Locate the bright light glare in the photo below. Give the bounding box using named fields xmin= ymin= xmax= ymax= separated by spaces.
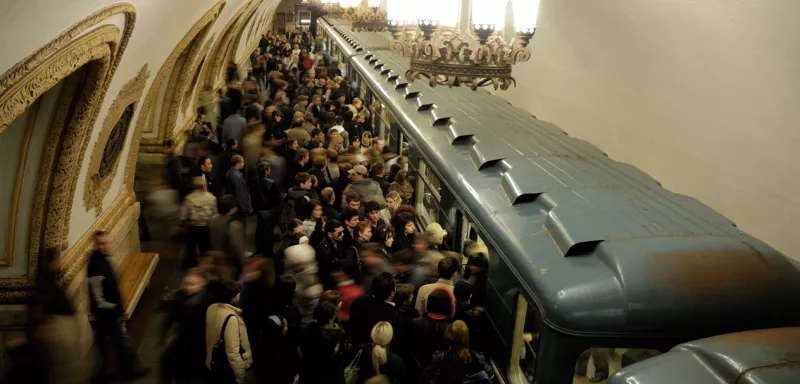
xmin=368 ymin=0 xmax=381 ymax=8
xmin=512 ymin=0 xmax=540 ymax=31
xmin=472 ymin=0 xmax=506 ymax=29
xmin=430 ymin=0 xmax=460 ymax=27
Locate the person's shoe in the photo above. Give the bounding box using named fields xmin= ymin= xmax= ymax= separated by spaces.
xmin=589 ymin=375 xmax=608 ymax=383
xmin=119 ymin=367 xmax=151 ymax=381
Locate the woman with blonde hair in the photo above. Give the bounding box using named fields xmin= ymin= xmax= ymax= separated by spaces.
xmin=419 ymin=320 xmax=492 ymax=384
xmin=327 ymin=135 xmax=344 ymax=154
xmin=355 ymin=322 xmax=407 ymax=384
xmin=379 ymin=191 xmax=401 ymax=224
xmin=388 ymin=170 xmax=413 ymax=203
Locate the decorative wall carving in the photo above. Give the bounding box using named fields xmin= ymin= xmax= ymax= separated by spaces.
xmin=203 ymin=0 xmax=254 ymax=90
xmin=139 ymin=1 xmax=226 ymax=151
xmin=0 ymin=4 xmax=135 ymax=301
xmin=0 ymin=3 xmax=135 ymax=132
xmin=84 ymin=64 xmax=150 ymax=214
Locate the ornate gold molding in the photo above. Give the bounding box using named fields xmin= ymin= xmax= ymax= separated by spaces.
xmin=84 ymin=64 xmax=150 ymax=214
xmin=0 ymin=3 xmax=135 ymax=132
xmin=203 ymin=0 xmax=254 ymax=89
xmin=0 ymin=23 xmax=129 ymax=300
xmin=139 ymin=1 xmax=226 ymax=151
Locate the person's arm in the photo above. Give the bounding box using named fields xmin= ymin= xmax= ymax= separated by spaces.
xmin=224 ymin=316 xmax=248 ymax=384
xmin=88 ymin=276 xmax=117 ymax=310
xmin=415 ymin=287 xmax=426 ymax=316
xmin=234 ymin=176 xmax=252 ymax=214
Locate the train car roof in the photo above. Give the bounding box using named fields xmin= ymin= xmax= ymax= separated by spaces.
xmin=608 ymin=328 xmax=800 ymax=384
xmin=321 ymin=21 xmax=800 ymax=336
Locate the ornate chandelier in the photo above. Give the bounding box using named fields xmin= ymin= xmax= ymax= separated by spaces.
xmin=387 ymin=0 xmax=540 ymax=91
xmin=350 ymin=0 xmax=388 ymax=32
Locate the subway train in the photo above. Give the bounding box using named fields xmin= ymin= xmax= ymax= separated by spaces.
xmin=315 ymin=17 xmax=800 ymax=384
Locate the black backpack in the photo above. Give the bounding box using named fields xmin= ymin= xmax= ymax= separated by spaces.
xmin=210 ymin=314 xmax=239 ymax=380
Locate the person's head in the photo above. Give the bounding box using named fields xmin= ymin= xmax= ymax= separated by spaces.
xmin=370 ymin=321 xmax=393 ymax=375
xmin=192 ymin=176 xmax=207 ymax=192
xmin=321 ymin=187 xmax=336 ymax=205
xmin=319 ymin=290 xmax=342 ymax=312
xmin=93 ymin=231 xmax=111 ymax=255
xmin=272 ymin=109 xmax=284 ymax=122
xmin=199 ymin=156 xmax=213 ymax=173
xmin=289 ymin=218 xmax=304 ymax=235
xmin=345 ymin=192 xmax=361 ymax=210
xmin=272 ymin=275 xmax=297 ymax=307
xmin=394 ymin=283 xmax=414 ymax=306
xmin=337 ymin=93 xmax=346 ymax=104
xmin=295 ymin=172 xmax=312 ymax=190
xmin=298 ymin=95 xmax=309 ymax=107
xmin=258 ymin=161 xmax=272 ymax=177
xmin=364 ymin=200 xmax=381 ymax=223
xmin=369 ymin=162 xmax=384 ymax=179
xmin=349 ymin=164 xmax=368 ymax=181
xmin=295 ymin=148 xmax=310 ymax=164
xmin=438 ymin=256 xmax=459 ymax=280
xmin=342 ymin=208 xmax=360 ymax=230
xmin=444 ymin=320 xmax=471 ymax=360
xmin=426 ymin=287 xmax=456 ymax=318
xmin=413 ymin=233 xmax=431 ymax=254
xmin=311 ymin=127 xmax=324 ymax=141
xmin=372 ymin=272 xmax=396 ymax=302
xmin=392 ymin=212 xmax=416 ymax=236
xmin=197 ymin=113 xmax=207 ymax=124
xmin=385 ymin=191 xmax=401 ymax=213
xmin=182 ymin=268 xmax=207 ymax=295
xmin=313 ymin=302 xmax=338 ymax=325
xmin=231 ymin=154 xmax=245 ymax=169
xmin=209 ymin=280 xmax=240 ymax=304
xmin=454 ymin=280 xmax=473 ymax=305
xmin=309 ymin=199 xmax=323 ymax=219
xmin=285 ymin=244 xmax=315 ymax=272
xmin=287 ymin=138 xmax=299 ymax=151
xmin=364 ymin=375 xmax=391 ymax=384
xmin=312 ymin=94 xmax=322 ymax=105
xmin=372 ymin=225 xmax=394 ymax=249
xmin=372 ymin=138 xmax=384 ymax=151
xmin=312 ymin=156 xmax=326 ymax=172
xmin=325 ymin=219 xmax=344 ymax=242
xmin=334 ymin=115 xmax=344 ymax=126
xmin=394 ymin=169 xmax=408 ymax=185
xmin=353 ymin=98 xmax=363 ymax=109
xmin=426 ymin=223 xmax=447 ymax=246
xmin=356 ymin=221 xmax=372 ymax=243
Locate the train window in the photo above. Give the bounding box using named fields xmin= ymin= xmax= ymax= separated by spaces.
xmin=573 ymin=348 xmax=661 ymax=384
xmin=510 ymin=294 xmax=541 ymax=384
xmin=416 ymin=160 xmax=443 ymax=226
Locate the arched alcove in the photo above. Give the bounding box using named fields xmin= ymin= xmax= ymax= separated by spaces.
xmin=138 ymin=1 xmax=226 ymax=152
xmin=0 ymin=3 xmax=135 ymax=300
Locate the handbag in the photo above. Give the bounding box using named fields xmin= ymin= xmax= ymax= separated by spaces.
xmin=210 ymin=314 xmax=237 ymax=380
xmin=343 ymin=347 xmax=363 ymax=384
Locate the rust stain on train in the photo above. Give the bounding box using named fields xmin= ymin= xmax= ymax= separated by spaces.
xmin=649 ymin=248 xmax=778 ymax=293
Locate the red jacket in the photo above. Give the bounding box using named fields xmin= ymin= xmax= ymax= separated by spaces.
xmin=336 ymin=282 xmax=365 ymax=322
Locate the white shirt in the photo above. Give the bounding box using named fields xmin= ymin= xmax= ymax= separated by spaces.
xmin=331 ymin=125 xmax=344 ymax=133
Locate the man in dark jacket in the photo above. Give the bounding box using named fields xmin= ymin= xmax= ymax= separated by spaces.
xmin=88 ymin=231 xmax=150 ymax=381
xmin=315 ymin=220 xmax=345 ymax=290
xmin=251 ymin=161 xmax=282 ymax=257
xmin=348 ymin=272 xmax=404 ymax=348
xmin=225 ymin=155 xmax=251 ymax=251
xmin=286 ymin=172 xmax=313 ymax=222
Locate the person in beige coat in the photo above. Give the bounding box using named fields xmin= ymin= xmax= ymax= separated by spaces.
xmin=205 ymin=281 xmax=252 ymax=384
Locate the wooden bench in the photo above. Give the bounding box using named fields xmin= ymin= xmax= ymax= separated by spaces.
xmin=117 ymin=252 xmax=159 ymax=319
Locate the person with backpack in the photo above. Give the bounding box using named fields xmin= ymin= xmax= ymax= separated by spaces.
xmin=418 ymin=320 xmax=492 ymax=384
xmin=205 ymin=281 xmax=252 ymax=384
